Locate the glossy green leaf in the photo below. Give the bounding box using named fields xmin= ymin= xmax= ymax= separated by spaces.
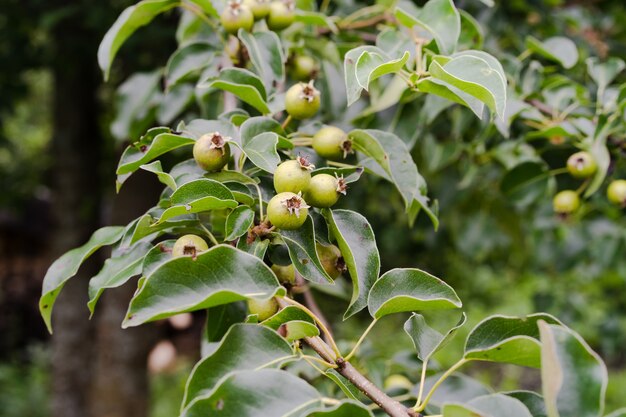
xmin=242 ymin=132 xmax=281 ymax=173
xmin=238 ymin=30 xmax=285 ymax=91
xmin=404 ymin=312 xmax=466 ymax=361
xmin=87 ymin=241 xmax=152 ymax=314
xmin=140 ymin=160 xmax=177 ymax=190
xmin=237 ymin=236 xmax=270 ymax=259
xmin=539 ymin=321 xmax=608 ymax=417
xmin=141 ymin=239 xmax=175 ymax=277
xmin=183 ymin=324 xmax=295 ymax=407
xmin=204 ymin=302 xmax=248 ymax=345
xmin=116 ymin=132 xmax=194 ymax=176
xmin=586 ymin=58 xmax=625 ymax=95
xmin=276 ymin=216 xmax=334 ymax=284
xmin=308 ymin=400 xmax=373 ymax=416
xmin=355 ymin=49 xmax=410 ymax=93
xmin=368 ymin=268 xmax=461 ymax=319
xmin=322 ymin=209 xmax=380 ymax=318
xmin=165 ymin=41 xmax=215 ymax=88
xmin=186 ymin=0 xmax=218 ymax=17
xmin=280 ymin=320 xmax=320 ymax=341
xmin=296 ymin=11 xmax=339 ymax=33
xmin=526 ymin=36 xmax=579 ymax=69
xmin=225 ymin=206 xmax=255 ymax=241
xmin=131 ymin=212 xmax=199 ymax=243
xmin=429 ymin=55 xmax=507 ymax=120
xmin=40 ymin=226 xmax=126 ymax=333
xmin=395 ymin=0 xmax=460 ymax=55
xmin=123 ymin=244 xmax=283 ymax=327
xmin=504 ymin=391 xmax=547 ymax=417
xmin=184 ymin=118 xmax=239 ymax=141
xmin=200 ymin=68 xmax=270 ymax=114
xmin=464 ymin=313 xmax=561 ymax=367
xmin=443 ymin=394 xmax=533 ymax=417
xmin=205 ymin=170 xmax=259 ymax=185
xmin=584 ymin=134 xmax=611 ymax=198
xmin=182 ymin=369 xmax=321 ymax=417
xmin=500 ymin=162 xmax=552 ymax=208
xmin=157 ymin=179 xmax=238 ymax=223
xmin=261 ymin=305 xmax=314 ymax=329
xmin=349 ymin=129 xmax=431 ymax=222
xmin=344 ymin=46 xmax=384 ymax=106
xmin=98 ymin=0 xmax=179 ymax=80
xmin=323 ymin=371 xmax=361 ymax=401
xmin=415 ymin=77 xmax=485 ymax=119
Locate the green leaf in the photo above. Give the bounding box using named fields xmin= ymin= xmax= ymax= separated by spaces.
xmin=368 ymin=268 xmax=461 ymax=319
xmin=500 ymin=162 xmax=553 ymax=208
xmin=261 ymin=305 xmax=314 ymax=329
xmin=276 ymin=216 xmax=334 ymax=284
xmin=464 ymin=313 xmax=561 ymax=368
xmin=98 ymin=0 xmax=180 ymax=80
xmin=308 ymin=400 xmax=373 ymax=416
xmin=225 ymin=206 xmax=255 ymax=241
xmin=182 ymin=324 xmax=295 ymax=407
xmin=131 ymin=212 xmax=199 ymax=244
xmin=165 ymin=41 xmax=215 ymax=88
xmin=526 ymin=36 xmax=579 ymax=69
xmin=539 ymin=321 xmax=608 ymax=417
xmin=204 ymin=302 xmax=248 ymax=346
xmin=40 ymin=226 xmax=126 ymax=333
xmin=140 ymin=160 xmax=177 ymax=190
xmin=606 ymin=410 xmax=626 ymax=417
xmin=111 ymin=71 xmax=161 ymax=142
xmin=157 ymin=179 xmax=238 ymax=223
xmin=237 ymin=30 xmax=285 ymax=91
xmin=395 ymin=0 xmax=460 ymax=55
xmin=205 ymin=170 xmax=259 ymax=185
xmin=182 ymin=369 xmax=321 ymax=417
xmin=586 ymin=58 xmax=625 ymax=95
xmin=584 ymin=134 xmax=611 ymax=198
xmin=296 ymin=11 xmax=339 ymax=33
xmin=279 ymin=320 xmax=321 ymax=341
xmin=349 ymin=129 xmax=429 ymax=217
xmin=116 ymin=132 xmax=194 ymax=178
xmin=322 ymin=209 xmax=380 ymax=319
xmin=344 ymin=46 xmax=384 ymax=106
xmin=355 ymin=49 xmax=410 ymax=93
xmin=186 ymin=0 xmax=218 ymax=17
xmin=323 ymin=371 xmax=361 ymax=401
xmin=185 ymin=118 xmax=239 ymax=141
xmin=241 ymin=132 xmax=281 ymax=173
xmin=404 ymin=312 xmax=466 ymax=361
xmin=141 ymin=240 xmax=175 ymax=277
xmin=504 ymin=391 xmax=547 ymax=417
xmin=123 ymin=244 xmax=283 ymax=327
xmin=237 ymin=236 xmax=270 ymax=259
xmin=429 ymin=55 xmax=507 ymax=120
xmin=415 ymin=77 xmax=485 ymax=119
xmin=443 ymin=394 xmax=533 ymax=417
xmin=199 ymin=68 xmax=270 ymax=114
xmin=87 ymin=241 xmax=152 ymax=314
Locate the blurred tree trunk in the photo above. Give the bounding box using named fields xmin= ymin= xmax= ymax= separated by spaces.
xmin=48 ymin=3 xmax=159 ymax=417
xmin=49 ymin=12 xmax=102 ymax=417
xmin=88 ymin=171 xmax=162 ymax=417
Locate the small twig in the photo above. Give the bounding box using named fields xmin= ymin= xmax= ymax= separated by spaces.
xmin=528 ymin=99 xmax=555 ymax=118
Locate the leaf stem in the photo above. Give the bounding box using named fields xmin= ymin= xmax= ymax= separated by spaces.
xmin=199 ymin=224 xmax=220 ymax=246
xmin=344 ymin=318 xmax=378 ymax=361
xmin=180 ymin=2 xmax=218 ymax=32
xmin=415 ymin=358 xmax=429 ymax=408
xmin=517 ymin=49 xmax=532 ymax=61
xmin=326 ymin=160 xmax=359 ymax=168
xmin=253 ymin=183 xmax=265 ymax=220
xmin=281 ymin=115 xmax=293 ymax=130
xmin=320 ymin=0 xmax=331 ymax=13
xmin=281 ymin=297 xmax=341 ymax=357
xmin=415 ymin=358 xmax=470 ymax=412
xmin=300 ymin=354 xmax=337 ymax=369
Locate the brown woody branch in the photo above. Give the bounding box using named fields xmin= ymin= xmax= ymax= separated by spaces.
xmin=276 ymin=298 xmax=417 ymax=417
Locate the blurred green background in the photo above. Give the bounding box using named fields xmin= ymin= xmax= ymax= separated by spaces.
xmin=0 ymin=0 xmax=624 ymax=416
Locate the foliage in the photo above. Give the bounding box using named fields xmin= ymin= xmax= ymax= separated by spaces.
xmin=40 ymin=0 xmax=625 ymax=416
